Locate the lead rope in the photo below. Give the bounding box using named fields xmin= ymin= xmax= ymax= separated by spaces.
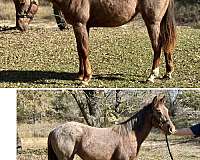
xmin=165 ymin=134 xmax=174 ymax=160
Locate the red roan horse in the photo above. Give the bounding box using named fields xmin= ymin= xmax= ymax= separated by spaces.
xmin=16 ymin=0 xmax=176 ymax=84
xmin=48 ymin=96 xmax=176 ymax=160
xmin=51 ymin=0 xmax=176 ymax=84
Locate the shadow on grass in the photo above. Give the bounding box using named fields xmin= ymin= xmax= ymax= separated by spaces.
xmin=0 ymin=70 xmax=77 ymax=83
xmin=93 ymin=74 xmax=125 ymax=81
xmin=0 ymin=70 xmax=126 ymax=84
xmin=0 ymin=26 xmax=18 ymax=32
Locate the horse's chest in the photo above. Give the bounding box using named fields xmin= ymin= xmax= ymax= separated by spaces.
xmin=111 ymin=139 xmax=137 ymax=160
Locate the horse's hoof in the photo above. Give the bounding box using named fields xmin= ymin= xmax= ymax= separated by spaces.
xmin=147 ymin=75 xmax=155 ymax=83
xmin=81 ymin=81 xmax=89 ymax=86
xmin=163 ymin=74 xmax=172 ymax=80
xmin=147 ymin=78 xmax=154 ymax=83
xmin=76 ymin=74 xmax=84 ymax=81
xmin=83 ymin=75 xmax=92 ymax=82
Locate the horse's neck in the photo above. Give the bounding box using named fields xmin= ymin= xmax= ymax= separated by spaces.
xmin=134 ymin=108 xmax=153 ymax=149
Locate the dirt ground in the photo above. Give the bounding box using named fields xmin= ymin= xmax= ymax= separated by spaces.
xmin=16 ymin=133 xmax=200 ymax=160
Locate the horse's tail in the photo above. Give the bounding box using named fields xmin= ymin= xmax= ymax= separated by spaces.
xmin=160 ymin=0 xmax=176 ymax=52
xmin=48 ymin=131 xmax=58 ymax=160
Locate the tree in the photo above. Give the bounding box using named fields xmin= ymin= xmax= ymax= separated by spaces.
xmin=71 ymin=90 xmax=103 ymax=127
xmin=165 ymin=90 xmax=181 ymax=116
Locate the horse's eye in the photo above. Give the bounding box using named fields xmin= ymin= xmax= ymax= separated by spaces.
xmin=155 ymin=111 xmax=162 ymax=116
xmin=19 ymin=0 xmax=26 ymax=3
xmin=20 ymin=3 xmax=25 ymax=6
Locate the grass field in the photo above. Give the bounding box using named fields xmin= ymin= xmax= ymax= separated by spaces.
xmin=0 ymin=5 xmax=200 ymax=88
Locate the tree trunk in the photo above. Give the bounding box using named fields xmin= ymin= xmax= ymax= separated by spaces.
xmin=84 ymin=90 xmax=102 ymax=127
xmin=71 ymin=90 xmax=102 ymax=127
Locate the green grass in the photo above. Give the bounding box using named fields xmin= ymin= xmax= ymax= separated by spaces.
xmin=0 ymin=23 xmax=200 ymax=88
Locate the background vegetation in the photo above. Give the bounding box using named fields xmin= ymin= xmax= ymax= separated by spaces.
xmin=17 ymin=90 xmax=200 ymax=160
xmin=175 ymin=0 xmax=200 ymax=27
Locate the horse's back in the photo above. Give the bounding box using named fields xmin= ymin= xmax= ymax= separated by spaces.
xmin=50 ymin=121 xmax=86 ymax=146
xmin=52 ymin=121 xmax=86 ymax=136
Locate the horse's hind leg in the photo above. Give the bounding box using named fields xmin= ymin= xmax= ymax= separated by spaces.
xmin=143 ymin=20 xmax=162 ymax=83
xmin=161 ymin=0 xmax=176 ymax=79
xmin=73 ymin=23 xmax=92 ymax=83
xmin=163 ymin=49 xmax=174 ymax=79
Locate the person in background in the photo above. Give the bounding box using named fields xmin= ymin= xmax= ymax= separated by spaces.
xmin=174 ymin=123 xmax=200 ymax=137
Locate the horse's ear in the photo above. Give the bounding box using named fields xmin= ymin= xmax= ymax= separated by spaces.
xmin=152 ymin=96 xmax=158 ymax=106
xmin=160 ymin=95 xmax=165 ymax=103
xmin=19 ymin=0 xmax=26 ymax=3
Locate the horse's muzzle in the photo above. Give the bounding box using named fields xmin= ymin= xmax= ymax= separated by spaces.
xmin=168 ymin=125 xmax=176 ymax=135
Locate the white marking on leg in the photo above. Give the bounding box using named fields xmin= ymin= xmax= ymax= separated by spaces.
xmin=148 ymin=67 xmax=159 ymax=83
xmin=164 ymin=72 xmax=172 ymax=79
xmin=153 ymin=67 xmax=159 ymax=77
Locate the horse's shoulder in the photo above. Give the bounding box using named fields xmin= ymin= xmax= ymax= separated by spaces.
xmin=111 ymin=125 xmax=128 ymax=136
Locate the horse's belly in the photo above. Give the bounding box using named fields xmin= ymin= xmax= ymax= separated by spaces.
xmin=89 ymin=0 xmax=137 ymax=27
xmin=78 ymin=140 xmax=115 ymax=160
xmin=88 ymin=15 xmax=133 ymax=27
xmin=78 ymin=129 xmax=120 ymax=160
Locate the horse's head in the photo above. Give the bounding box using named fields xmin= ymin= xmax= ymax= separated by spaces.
xmin=151 ymin=96 xmax=176 ymax=135
xmin=16 ymin=0 xmax=38 ymax=31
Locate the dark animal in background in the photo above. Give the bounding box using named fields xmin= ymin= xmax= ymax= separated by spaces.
xmin=51 ymin=0 xmax=176 ymax=84
xmin=48 ymin=96 xmax=176 ymax=160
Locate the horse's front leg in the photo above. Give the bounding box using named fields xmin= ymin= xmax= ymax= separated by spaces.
xmin=73 ymin=23 xmax=92 ymax=83
xmin=52 ymin=4 xmax=66 ymax=30
xmin=145 ymin=22 xmax=162 ymax=83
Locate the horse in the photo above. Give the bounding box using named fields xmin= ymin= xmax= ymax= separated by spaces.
xmin=48 ymin=96 xmax=176 ymax=160
xmin=13 ymin=0 xmax=39 ymax=31
xmin=48 ymin=0 xmax=177 ymax=84
xmin=14 ymin=0 xmax=66 ymax=31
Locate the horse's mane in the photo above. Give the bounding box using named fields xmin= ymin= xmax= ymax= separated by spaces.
xmin=112 ymin=103 xmax=152 ymax=136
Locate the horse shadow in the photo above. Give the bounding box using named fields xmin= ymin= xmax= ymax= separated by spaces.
xmin=0 ymin=70 xmax=126 ymax=84
xmin=0 ymin=70 xmax=76 ymax=83
xmin=0 ymin=26 xmax=18 ymax=32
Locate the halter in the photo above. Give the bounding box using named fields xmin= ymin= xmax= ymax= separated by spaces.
xmin=16 ymin=0 xmax=37 ymax=19
xmin=152 ymin=108 xmax=174 ymax=160
xmin=152 ymin=109 xmax=169 ymax=129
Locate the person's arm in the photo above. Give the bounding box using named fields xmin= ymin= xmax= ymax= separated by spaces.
xmin=190 ymin=123 xmax=200 ymax=137
xmin=174 ymin=128 xmax=194 ymax=136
